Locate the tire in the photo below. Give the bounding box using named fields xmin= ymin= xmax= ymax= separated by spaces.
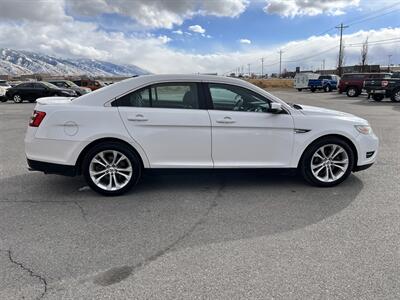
xmin=0 ymin=97 xmax=7 ymax=103
xmin=300 ymin=137 xmax=354 ymax=187
xmin=324 ymin=85 xmax=332 ymax=92
xmin=310 ymin=87 xmax=316 ymax=93
xmin=390 ymin=89 xmax=400 ymax=102
xmin=346 ymin=87 xmax=358 ymax=97
xmin=372 ymin=94 xmax=384 ymax=102
xmin=13 ymin=94 xmax=23 ymax=103
xmin=297 ymin=88 xmax=302 ymax=92
xmin=82 ymin=142 xmax=142 ymax=196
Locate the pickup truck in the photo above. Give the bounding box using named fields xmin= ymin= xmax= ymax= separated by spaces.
xmin=308 ymin=75 xmax=339 ymax=92
xmin=364 ymin=73 xmax=400 ymax=102
xmin=338 ymin=73 xmax=392 ymax=97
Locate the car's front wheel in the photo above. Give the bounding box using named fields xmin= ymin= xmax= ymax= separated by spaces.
xmin=300 ymin=137 xmax=354 ymax=187
xmin=346 ymin=87 xmax=358 ymax=97
xmin=13 ymin=94 xmax=23 ymax=103
xmin=390 ymin=89 xmax=400 ymax=102
xmin=82 ymin=142 xmax=142 ymax=196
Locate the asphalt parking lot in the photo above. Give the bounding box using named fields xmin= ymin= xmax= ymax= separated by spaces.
xmin=0 ymin=89 xmax=399 ymax=299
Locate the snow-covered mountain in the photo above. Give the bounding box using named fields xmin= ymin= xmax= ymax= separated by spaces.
xmin=0 ymin=48 xmax=150 ymax=76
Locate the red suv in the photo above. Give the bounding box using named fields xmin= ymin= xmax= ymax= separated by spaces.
xmin=338 ymin=73 xmax=392 ymax=97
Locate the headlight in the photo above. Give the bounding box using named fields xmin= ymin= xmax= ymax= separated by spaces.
xmin=355 ymin=125 xmax=372 ymax=135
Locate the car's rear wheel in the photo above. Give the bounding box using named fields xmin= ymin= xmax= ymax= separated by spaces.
xmin=390 ymin=89 xmax=400 ymax=102
xmin=300 ymin=137 xmax=354 ymax=187
xmin=324 ymin=85 xmax=332 ymax=92
xmin=82 ymin=142 xmax=141 ymax=196
xmin=346 ymin=87 xmax=358 ymax=97
xmin=372 ymin=94 xmax=384 ymax=102
xmin=297 ymin=88 xmax=302 ymax=92
xmin=13 ymin=94 xmax=23 ymax=103
xmin=310 ymin=87 xmax=316 ymax=92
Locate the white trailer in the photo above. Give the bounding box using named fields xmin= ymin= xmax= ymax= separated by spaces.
xmin=294 ymin=73 xmax=320 ymax=91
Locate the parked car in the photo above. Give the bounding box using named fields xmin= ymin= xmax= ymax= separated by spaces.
xmin=6 ymin=81 xmax=77 ymax=103
xmin=25 ymin=75 xmax=378 ymax=196
xmin=364 ymin=73 xmax=400 ymax=102
xmin=308 ymin=75 xmax=339 ymax=92
xmin=294 ymin=73 xmax=320 ymax=91
xmin=0 ymin=80 xmax=11 ymax=102
xmin=46 ymin=80 xmax=91 ymax=96
xmin=73 ymin=79 xmax=105 ymax=91
xmin=338 ymin=73 xmax=392 ymax=97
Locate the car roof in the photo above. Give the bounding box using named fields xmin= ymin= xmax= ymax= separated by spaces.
xmin=73 ymin=74 xmax=286 ymax=106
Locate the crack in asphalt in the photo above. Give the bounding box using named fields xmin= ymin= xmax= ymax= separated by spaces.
xmin=74 ymin=201 xmax=88 ymax=222
xmin=1 ymin=249 xmax=48 ymax=299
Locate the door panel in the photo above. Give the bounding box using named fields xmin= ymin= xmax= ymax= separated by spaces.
xmin=116 ymin=82 xmax=212 ymax=168
xmin=206 ymin=83 xmax=294 ymax=167
xmin=119 ymin=107 xmax=212 ymax=168
xmin=209 ymin=111 xmax=294 ymax=167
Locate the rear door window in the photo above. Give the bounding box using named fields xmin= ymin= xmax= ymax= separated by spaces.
xmin=113 ymin=82 xmax=199 ymax=109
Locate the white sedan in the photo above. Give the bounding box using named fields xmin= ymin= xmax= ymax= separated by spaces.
xmin=25 ymin=74 xmax=378 ymax=196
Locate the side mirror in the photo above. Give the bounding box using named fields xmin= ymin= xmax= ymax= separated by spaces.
xmin=268 ymin=102 xmax=283 ymax=114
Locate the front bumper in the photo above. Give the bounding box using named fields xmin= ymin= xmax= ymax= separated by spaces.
xmin=354 ymin=131 xmax=379 ymax=170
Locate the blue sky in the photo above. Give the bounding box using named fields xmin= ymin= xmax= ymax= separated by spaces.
xmin=87 ymin=0 xmax=400 ymax=54
xmin=1 ymin=0 xmax=400 ymax=74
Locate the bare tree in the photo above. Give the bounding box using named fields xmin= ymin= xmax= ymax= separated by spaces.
xmin=360 ymin=37 xmax=369 ymax=72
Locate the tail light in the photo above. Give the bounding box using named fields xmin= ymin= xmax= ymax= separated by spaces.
xmin=381 ymin=80 xmax=389 ymax=87
xmin=29 ymin=111 xmax=46 ymax=127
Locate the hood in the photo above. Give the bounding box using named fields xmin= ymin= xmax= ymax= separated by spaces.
xmin=299 ymin=105 xmax=367 ymax=123
xmin=36 ymin=97 xmax=74 ymax=105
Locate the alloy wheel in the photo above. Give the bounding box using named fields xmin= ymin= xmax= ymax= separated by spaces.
xmin=347 ymin=88 xmax=356 ymax=97
xmin=393 ymin=91 xmax=400 ymax=102
xmin=13 ymin=95 xmax=22 ymax=103
xmin=310 ymin=144 xmax=349 ymax=183
xmin=89 ymin=150 xmax=133 ymax=191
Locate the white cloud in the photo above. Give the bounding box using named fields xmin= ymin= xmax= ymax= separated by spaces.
xmin=0 ymin=0 xmax=398 ymax=75
xmin=0 ymin=13 xmax=398 ymax=76
xmin=158 ymin=35 xmax=172 ymax=44
xmin=188 ymin=25 xmax=206 ymax=34
xmin=239 ymin=39 xmax=251 ymax=44
xmin=264 ymin=0 xmax=360 ymax=17
xmin=67 ymin=0 xmax=248 ymax=29
xmin=172 ymin=30 xmax=183 ymax=35
xmin=0 ymin=0 xmax=68 ymax=23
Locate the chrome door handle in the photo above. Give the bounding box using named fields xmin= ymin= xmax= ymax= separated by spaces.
xmin=128 ymin=114 xmax=148 ymax=121
xmin=216 ymin=117 xmax=235 ymax=124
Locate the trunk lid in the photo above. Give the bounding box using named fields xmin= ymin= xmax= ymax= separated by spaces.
xmin=36 ymin=97 xmax=74 ymax=105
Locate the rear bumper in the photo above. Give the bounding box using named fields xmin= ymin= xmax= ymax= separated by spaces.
xmin=27 ymin=159 xmax=77 ymax=176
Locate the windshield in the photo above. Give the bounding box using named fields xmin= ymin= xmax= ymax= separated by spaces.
xmin=41 ymin=81 xmax=60 ymax=89
xmin=64 ymin=80 xmax=80 ymax=88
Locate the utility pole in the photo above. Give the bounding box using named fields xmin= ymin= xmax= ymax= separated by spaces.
xmin=247 ymin=64 xmax=251 ymax=76
xmin=322 ymin=59 xmax=325 ymax=71
xmin=261 ymin=58 xmax=264 ymax=78
xmin=336 ymin=23 xmax=348 ymax=76
xmin=278 ymin=50 xmax=284 ymax=78
xmin=388 ymin=54 xmax=392 ymax=72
